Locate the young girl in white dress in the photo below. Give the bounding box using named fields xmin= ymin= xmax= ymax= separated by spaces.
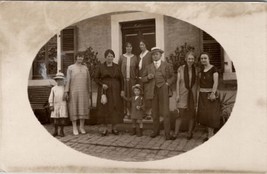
xmin=49 ymin=72 xmax=68 ymax=137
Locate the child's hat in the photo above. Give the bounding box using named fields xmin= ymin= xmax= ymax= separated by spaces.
xmin=132 ymin=84 xmax=143 ymax=92
xmin=54 ymin=72 xmax=65 ymax=80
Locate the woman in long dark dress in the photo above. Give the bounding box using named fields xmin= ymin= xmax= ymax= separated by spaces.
xmin=94 ymin=49 xmax=125 ymax=136
xmin=197 ymin=52 xmax=220 ymax=141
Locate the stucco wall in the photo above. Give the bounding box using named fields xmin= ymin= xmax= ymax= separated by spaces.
xmin=75 ymin=14 xmax=112 ymax=63
xmin=75 ymin=13 xmax=202 ymax=63
xmin=164 ymin=16 xmax=201 ymax=59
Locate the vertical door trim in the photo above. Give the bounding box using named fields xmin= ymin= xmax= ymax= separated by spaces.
xmin=111 ymin=12 xmax=165 ymax=63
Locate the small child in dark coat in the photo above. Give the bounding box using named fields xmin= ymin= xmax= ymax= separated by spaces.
xmin=123 ymin=84 xmax=144 ymax=136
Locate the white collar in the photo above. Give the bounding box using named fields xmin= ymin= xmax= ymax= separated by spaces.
xmin=123 ymin=53 xmax=134 ymax=58
xmin=140 ymin=50 xmax=148 ymax=58
xmin=154 ymin=60 xmax=161 ymax=64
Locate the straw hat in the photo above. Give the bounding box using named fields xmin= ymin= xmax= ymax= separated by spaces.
xmin=54 ymin=72 xmax=65 ymax=80
xmin=151 ymin=47 xmax=164 ymax=54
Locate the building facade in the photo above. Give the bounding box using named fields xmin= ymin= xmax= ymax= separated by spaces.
xmin=28 ymin=11 xmax=237 ymax=109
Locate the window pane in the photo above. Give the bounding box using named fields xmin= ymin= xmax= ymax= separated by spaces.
xmin=32 ymin=35 xmax=57 ymax=79
xmin=47 ymin=35 xmax=57 ymax=76
xmin=32 ymin=46 xmax=46 ymax=79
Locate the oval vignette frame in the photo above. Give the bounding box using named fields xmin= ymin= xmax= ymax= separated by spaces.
xmin=27 ymin=10 xmax=238 ymax=162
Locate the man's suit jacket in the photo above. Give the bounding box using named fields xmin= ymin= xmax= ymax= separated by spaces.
xmin=141 ymin=61 xmax=176 ymax=100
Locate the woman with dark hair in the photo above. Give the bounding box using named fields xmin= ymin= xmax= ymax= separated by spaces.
xmin=118 ymin=42 xmax=139 ymax=119
xmin=95 ymin=49 xmax=124 ymax=136
xmin=138 ymin=40 xmax=153 ymax=119
xmin=174 ymin=51 xmax=198 ymax=140
xmin=197 ymin=52 xmax=220 ymax=141
xmin=64 ymin=52 xmax=91 ymax=135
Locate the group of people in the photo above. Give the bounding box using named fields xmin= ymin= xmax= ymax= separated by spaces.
xmin=48 ymin=40 xmax=221 ymax=142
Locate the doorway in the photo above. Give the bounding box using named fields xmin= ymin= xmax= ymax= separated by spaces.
xmin=120 ymin=19 xmax=156 ymax=56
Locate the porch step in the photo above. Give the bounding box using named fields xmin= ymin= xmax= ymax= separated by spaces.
xmin=123 ymin=117 xmax=163 ymax=124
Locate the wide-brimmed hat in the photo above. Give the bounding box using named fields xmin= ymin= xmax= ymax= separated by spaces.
xmin=54 ymin=72 xmax=65 ymax=80
xmin=151 ymin=47 xmax=164 ymax=54
xmin=132 ymin=84 xmax=143 ymax=93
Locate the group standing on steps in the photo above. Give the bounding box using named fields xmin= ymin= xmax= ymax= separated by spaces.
xmin=48 ymin=40 xmax=221 ymax=142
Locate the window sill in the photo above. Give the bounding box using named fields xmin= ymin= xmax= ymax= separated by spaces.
xmin=28 ymin=79 xmax=56 ymax=87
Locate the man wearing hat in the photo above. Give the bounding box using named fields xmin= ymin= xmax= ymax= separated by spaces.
xmin=141 ymin=47 xmax=176 ymax=140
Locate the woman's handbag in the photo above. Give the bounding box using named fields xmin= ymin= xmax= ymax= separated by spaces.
xmin=101 ymin=89 xmax=107 ymax=105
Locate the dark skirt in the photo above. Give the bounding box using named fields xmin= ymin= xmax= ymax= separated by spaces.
xmin=177 ymin=108 xmax=195 ymax=120
xmin=96 ymin=87 xmax=124 ymax=125
xmin=197 ymin=92 xmax=221 ymax=129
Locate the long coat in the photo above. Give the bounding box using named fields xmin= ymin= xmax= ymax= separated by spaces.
xmin=124 ymin=96 xmax=144 ymax=120
xmin=94 ymin=62 xmax=124 ymax=124
xmin=141 ymin=61 xmax=176 ymax=100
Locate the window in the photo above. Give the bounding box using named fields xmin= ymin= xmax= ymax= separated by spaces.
xmin=32 ymin=35 xmax=57 ymax=79
xmin=202 ymin=31 xmax=223 ymax=72
xmin=61 ymin=27 xmax=77 ymax=75
xmin=31 ymin=27 xmax=77 ymax=79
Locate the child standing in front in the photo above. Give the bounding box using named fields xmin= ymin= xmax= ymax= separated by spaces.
xmin=123 ymin=84 xmax=144 ymax=137
xmin=48 ymin=72 xmax=68 ymax=137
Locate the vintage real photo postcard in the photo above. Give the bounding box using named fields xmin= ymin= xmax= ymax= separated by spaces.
xmin=0 ymin=1 xmax=266 ymax=173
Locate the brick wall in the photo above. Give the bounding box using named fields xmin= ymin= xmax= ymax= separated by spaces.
xmin=164 ymin=16 xmax=201 ymax=59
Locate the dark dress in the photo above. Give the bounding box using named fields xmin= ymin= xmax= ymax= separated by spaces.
xmin=197 ymin=66 xmax=221 ymax=129
xmin=94 ymin=62 xmax=124 ymax=124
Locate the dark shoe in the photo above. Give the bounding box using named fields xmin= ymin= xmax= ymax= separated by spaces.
xmin=150 ymin=132 xmax=159 ymax=138
xmin=52 ymin=131 xmax=58 ymax=137
xmin=139 ymin=128 xmax=143 ymax=137
xmin=101 ymin=130 xmax=108 ymax=136
xmin=137 ymin=127 xmax=143 ymax=137
xmin=130 ymin=128 xmax=136 ymax=136
xmin=170 ymin=135 xmax=176 ymax=140
xmin=112 ymin=129 xmax=119 ymax=135
xmin=187 ymin=132 xmax=193 ymax=140
xmin=203 ymin=137 xmax=209 ymax=142
xmin=59 ymin=128 xmax=65 ymax=137
xmin=53 ymin=125 xmax=58 ymax=137
xmin=145 ymin=115 xmax=152 ymax=120
xmin=165 ymin=135 xmax=175 ymax=140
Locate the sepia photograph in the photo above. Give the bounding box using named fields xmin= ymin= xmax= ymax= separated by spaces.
xmin=28 ymin=11 xmax=237 ymax=161
xmin=0 ymin=1 xmax=267 ymax=173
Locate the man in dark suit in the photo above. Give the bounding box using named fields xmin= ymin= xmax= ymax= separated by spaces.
xmin=141 ymin=47 xmax=176 ymax=140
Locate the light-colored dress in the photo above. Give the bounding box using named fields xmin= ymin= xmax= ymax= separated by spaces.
xmin=119 ymin=54 xmax=139 ymax=114
xmin=49 ymin=85 xmax=68 ymax=118
xmin=176 ymin=65 xmax=198 ymax=109
xmin=65 ymin=64 xmax=91 ymax=121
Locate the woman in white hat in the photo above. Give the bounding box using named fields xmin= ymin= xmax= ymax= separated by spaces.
xmin=48 ymin=72 xmax=68 ymax=137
